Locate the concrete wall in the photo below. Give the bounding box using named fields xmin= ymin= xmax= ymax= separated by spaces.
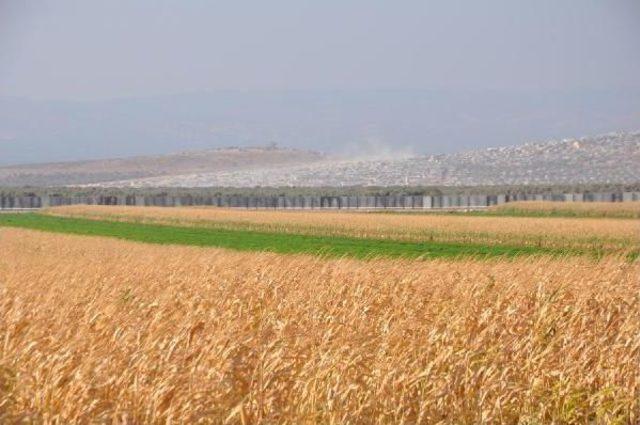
xmin=1 ymin=191 xmax=639 ymax=210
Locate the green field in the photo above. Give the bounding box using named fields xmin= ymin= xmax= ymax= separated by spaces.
xmin=0 ymin=213 xmax=585 ymax=260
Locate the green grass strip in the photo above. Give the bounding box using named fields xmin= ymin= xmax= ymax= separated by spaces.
xmin=0 ymin=213 xmax=583 ymax=260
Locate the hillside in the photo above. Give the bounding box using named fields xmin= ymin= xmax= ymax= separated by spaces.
xmin=0 ymin=147 xmax=326 ymax=186
xmin=90 ymin=132 xmax=640 ymax=188
xmin=2 ymin=132 xmax=639 ymax=188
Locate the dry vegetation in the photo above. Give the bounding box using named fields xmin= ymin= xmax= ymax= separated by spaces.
xmin=1 ymin=228 xmax=638 ymax=423
xmin=0 ymin=147 xmax=325 ymax=186
xmin=45 ymin=205 xmax=640 ymax=252
xmin=491 ymin=201 xmax=640 ymax=219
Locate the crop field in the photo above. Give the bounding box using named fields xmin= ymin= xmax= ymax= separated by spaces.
xmin=488 ymin=201 xmax=640 ymax=219
xmin=38 ymin=205 xmax=640 ymax=255
xmin=0 ymin=213 xmax=564 ymax=260
xmin=1 ymin=205 xmax=639 ymax=423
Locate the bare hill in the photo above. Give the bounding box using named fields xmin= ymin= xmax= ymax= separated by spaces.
xmin=0 ymin=147 xmax=326 ymax=186
xmin=90 ymin=132 xmax=640 ymax=188
xmin=3 ymin=132 xmax=639 ymax=188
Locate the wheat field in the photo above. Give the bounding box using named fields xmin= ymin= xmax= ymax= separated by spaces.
xmin=490 ymin=201 xmax=640 ymax=219
xmin=1 ymin=228 xmax=638 ymax=423
xmin=44 ymin=205 xmax=640 ymax=252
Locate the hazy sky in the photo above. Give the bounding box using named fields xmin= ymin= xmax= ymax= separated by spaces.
xmin=2 ymin=0 xmax=639 ymax=101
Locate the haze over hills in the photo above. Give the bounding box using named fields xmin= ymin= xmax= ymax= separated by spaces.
xmin=1 ymin=89 xmax=640 ymax=165
xmin=1 ymin=132 xmax=638 ymax=188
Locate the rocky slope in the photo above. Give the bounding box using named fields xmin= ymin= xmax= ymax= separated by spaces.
xmin=89 ymin=132 xmax=640 ymax=188
xmin=0 ymin=147 xmax=326 ymax=186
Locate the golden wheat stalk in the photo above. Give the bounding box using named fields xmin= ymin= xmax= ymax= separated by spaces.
xmin=1 ymin=228 xmax=638 ymax=423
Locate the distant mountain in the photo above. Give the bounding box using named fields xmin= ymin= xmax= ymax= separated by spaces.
xmin=1 ymin=89 xmax=640 ymax=165
xmin=0 ymin=146 xmax=326 ymax=187
xmin=87 ymin=132 xmax=640 ymax=188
